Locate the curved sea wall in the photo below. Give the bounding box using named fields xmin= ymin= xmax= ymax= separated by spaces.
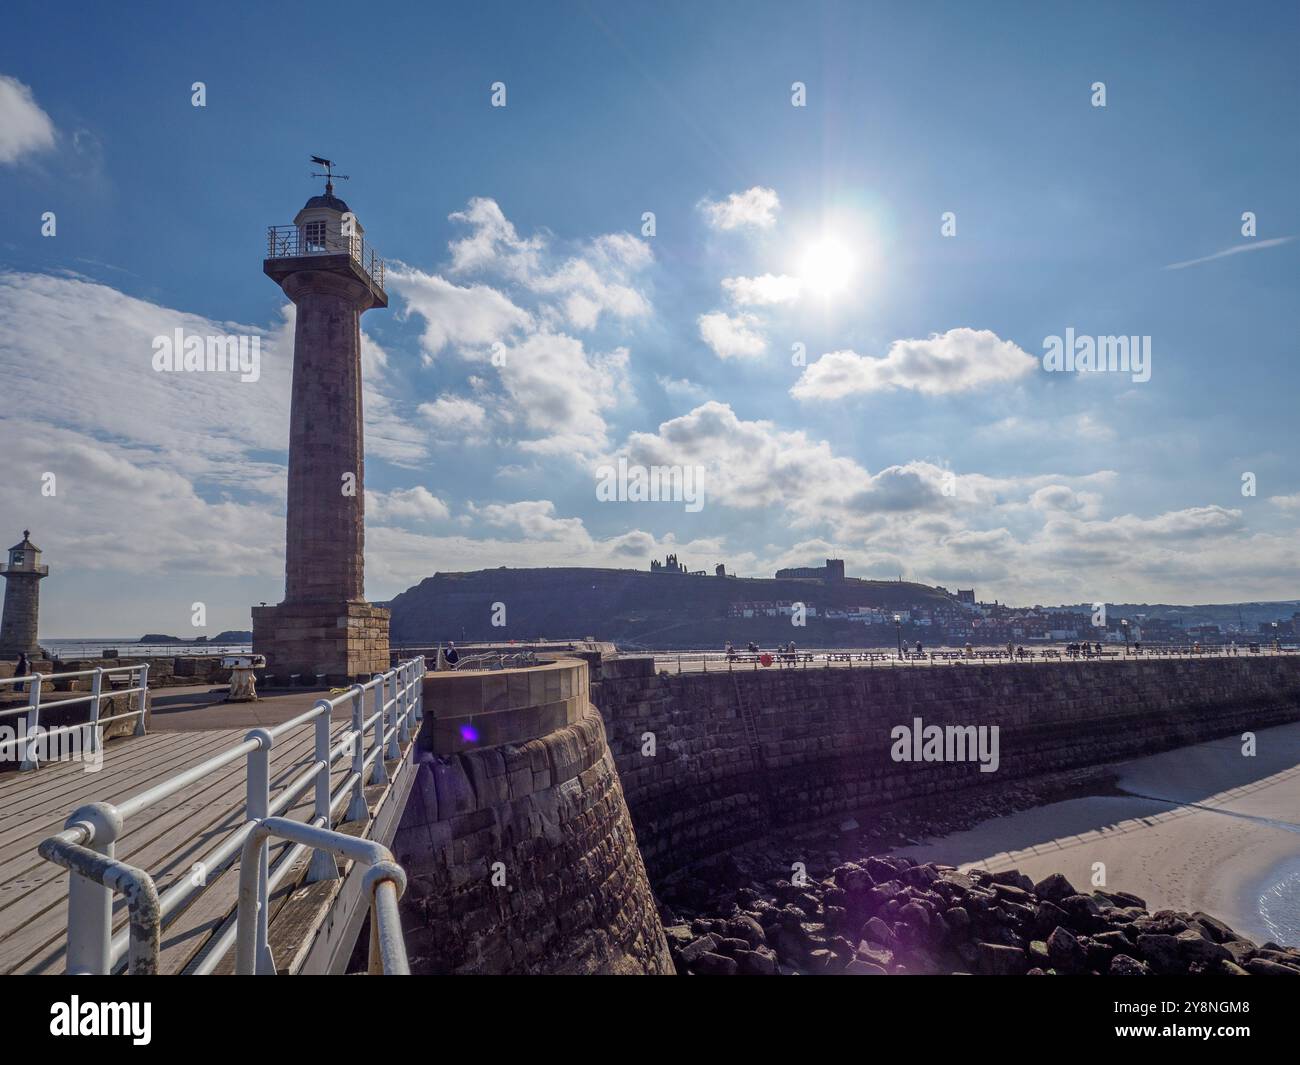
xmin=394 ymin=658 xmax=672 ymax=974
xmin=595 ymin=656 xmax=1300 ymax=882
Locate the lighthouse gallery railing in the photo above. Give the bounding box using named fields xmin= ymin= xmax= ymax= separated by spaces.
xmin=265 ymin=224 xmax=385 ymax=292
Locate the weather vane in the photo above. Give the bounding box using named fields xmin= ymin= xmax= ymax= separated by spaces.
xmin=309 ymin=155 xmax=350 ymax=196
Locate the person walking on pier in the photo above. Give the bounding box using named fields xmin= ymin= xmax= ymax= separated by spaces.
xmin=12 ymin=652 xmax=30 ymax=696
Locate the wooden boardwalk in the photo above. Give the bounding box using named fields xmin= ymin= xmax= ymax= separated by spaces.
xmin=0 ymin=711 xmax=379 ymax=975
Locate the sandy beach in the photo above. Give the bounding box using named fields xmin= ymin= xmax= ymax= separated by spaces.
xmin=895 ymin=722 xmax=1300 ymax=945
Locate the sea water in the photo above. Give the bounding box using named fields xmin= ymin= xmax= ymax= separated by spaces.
xmin=1256 ymin=854 xmax=1300 ymax=947
xmin=41 ymin=638 xmax=252 ymax=659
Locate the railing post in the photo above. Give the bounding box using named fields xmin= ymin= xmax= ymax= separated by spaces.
xmin=347 ymin=685 xmax=369 ymax=822
xmin=20 ymin=670 xmax=41 ymax=771
xmin=244 ymin=728 xmax=276 ymax=975
xmin=371 ymin=676 xmax=388 ymax=785
xmin=412 ymin=658 xmax=424 ymax=723
xmin=397 ymin=664 xmax=412 ymax=745
xmin=87 ymin=667 xmax=103 ymax=754
xmin=134 ymin=663 xmax=149 ymax=736
xmin=306 ymin=701 xmax=341 ymax=883
xmin=63 ymin=802 xmax=122 ymax=974
xmin=385 ymin=671 xmax=400 ymax=761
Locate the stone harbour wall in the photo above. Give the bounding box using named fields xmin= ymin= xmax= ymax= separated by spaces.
xmin=595 ymin=656 xmax=1300 ymax=882
xmin=395 ymin=699 xmax=672 ymax=974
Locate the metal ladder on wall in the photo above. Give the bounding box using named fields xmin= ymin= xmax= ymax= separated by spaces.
xmin=732 ymin=674 xmax=775 ymax=823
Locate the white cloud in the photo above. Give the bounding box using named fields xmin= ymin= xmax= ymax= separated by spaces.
xmin=1029 ymin=484 xmax=1102 ymax=518
xmin=495 ymin=332 xmax=629 ymax=455
xmin=440 ymin=198 xmax=653 ymax=332
xmin=0 ymin=75 xmax=55 ymax=165
xmin=527 ymin=248 xmax=651 ymax=330
xmin=791 ymin=328 xmax=1037 ymax=399
xmin=471 ymin=499 xmax=587 ymax=541
xmin=699 ymin=186 xmax=781 ymax=231
xmin=388 ymin=200 xmax=654 ymax=457
xmin=1041 ymin=505 xmax=1244 ymax=545
xmin=0 ymin=271 xmax=434 ymax=595
xmin=367 ymin=486 xmax=450 ymax=524
xmin=446 ymin=197 xmax=544 ymax=279
xmin=722 ymin=273 xmax=803 ymax=306
xmin=0 ymin=271 xmax=290 ymax=489
xmin=418 ymin=395 xmax=488 ymax=436
xmin=975 ymin=411 xmax=1116 ymax=445
xmin=605 ymin=402 xmax=1289 ymax=605
xmin=657 ymin=375 xmax=708 ymax=402
xmin=0 ymin=420 xmax=282 ymax=579
xmin=698 ymin=311 xmax=766 ymax=359
xmin=387 ymin=267 xmax=532 ymax=360
xmin=618 ymin=401 xmax=867 ymax=515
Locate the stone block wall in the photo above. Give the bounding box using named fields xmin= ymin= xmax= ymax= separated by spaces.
xmin=418 ymin=659 xmax=588 ymax=754
xmin=595 ymin=656 xmax=1300 ymax=882
xmin=252 ymin=600 xmax=389 ymax=682
xmin=396 ymin=667 xmax=671 ymax=975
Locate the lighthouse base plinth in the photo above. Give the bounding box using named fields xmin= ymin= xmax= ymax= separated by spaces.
xmin=252 ymin=601 xmax=390 ymax=684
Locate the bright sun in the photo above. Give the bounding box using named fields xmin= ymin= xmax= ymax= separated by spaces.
xmin=799 ymin=237 xmax=856 ymax=297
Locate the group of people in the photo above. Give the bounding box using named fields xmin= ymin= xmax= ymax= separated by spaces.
xmin=724 ymin=641 xmax=799 ymax=659
xmin=1065 ymin=642 xmax=1105 ymax=657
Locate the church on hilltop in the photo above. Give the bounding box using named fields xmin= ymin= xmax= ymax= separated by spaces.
xmin=775 ymin=558 xmax=846 ymax=582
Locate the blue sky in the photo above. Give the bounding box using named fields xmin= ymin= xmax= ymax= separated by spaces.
xmin=1 ymin=0 xmax=1298 ymax=635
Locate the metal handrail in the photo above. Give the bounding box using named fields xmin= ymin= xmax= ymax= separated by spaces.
xmin=265 ymin=224 xmax=385 ymax=291
xmin=35 ymin=656 xmax=425 ymax=975
xmin=649 ymin=645 xmax=1300 ymax=674
xmin=235 ymin=818 xmax=408 ymax=975
xmin=1 ymin=663 xmax=148 ymax=769
xmin=450 ymin=651 xmax=539 ymax=671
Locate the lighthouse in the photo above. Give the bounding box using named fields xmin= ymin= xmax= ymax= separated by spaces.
xmin=252 ymin=162 xmax=391 ymax=682
xmin=0 ymin=530 xmax=49 ymax=659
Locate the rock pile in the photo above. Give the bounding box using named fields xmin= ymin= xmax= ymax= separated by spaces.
xmin=663 ymin=855 xmax=1300 ymax=976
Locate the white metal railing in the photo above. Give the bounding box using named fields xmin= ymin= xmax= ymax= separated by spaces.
xmin=450 ymin=651 xmax=538 ymax=672
xmin=265 ymin=224 xmax=385 ymax=292
xmin=649 ymin=645 xmax=1300 ymax=675
xmin=0 ymin=663 xmax=149 ymax=770
xmin=35 ymin=656 xmax=425 ymax=975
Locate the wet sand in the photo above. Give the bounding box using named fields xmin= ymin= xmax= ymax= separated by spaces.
xmin=894 ymin=722 xmax=1300 ymax=945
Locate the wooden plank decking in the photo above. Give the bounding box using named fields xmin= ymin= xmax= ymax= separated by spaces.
xmin=0 ymin=712 xmax=376 ymax=975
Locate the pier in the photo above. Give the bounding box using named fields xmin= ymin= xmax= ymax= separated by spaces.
xmin=0 ymin=658 xmax=424 ymax=975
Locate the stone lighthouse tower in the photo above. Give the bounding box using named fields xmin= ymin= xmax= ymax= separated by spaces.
xmin=252 ymin=163 xmax=390 ymax=681
xmin=0 ymin=530 xmax=49 ymax=659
